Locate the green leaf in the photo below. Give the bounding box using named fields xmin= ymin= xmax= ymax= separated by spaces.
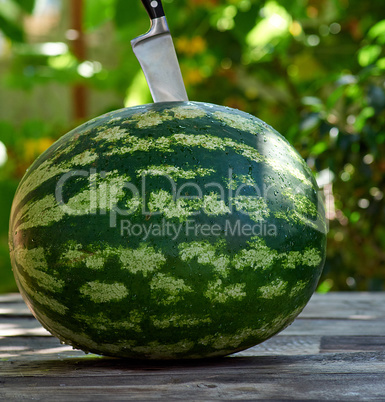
xmin=84 ymin=0 xmax=116 ymax=31
xmin=0 ymin=13 xmax=24 ymax=42
xmin=13 ymin=0 xmax=36 ymax=14
xmin=358 ymin=44 xmax=382 ymax=67
xmin=0 ymin=121 xmax=17 ymax=147
xmin=376 ymin=57 xmax=385 ymax=69
xmin=326 ymin=85 xmax=346 ymax=110
xmin=368 ymin=19 xmax=385 ymax=44
xmin=114 ymin=0 xmax=142 ymax=29
xmin=354 ymin=106 xmax=375 ymax=131
xmin=310 ymin=141 xmax=328 ymax=156
xmin=349 ymin=211 xmax=361 ymax=223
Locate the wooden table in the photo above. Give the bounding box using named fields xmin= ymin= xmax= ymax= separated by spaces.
xmin=1 ymin=292 xmax=384 ymax=401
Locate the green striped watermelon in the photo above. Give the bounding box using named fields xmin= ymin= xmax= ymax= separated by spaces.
xmin=9 ymin=101 xmax=326 ymax=359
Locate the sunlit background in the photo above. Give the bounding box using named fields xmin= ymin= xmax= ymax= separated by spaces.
xmin=0 ymin=0 xmax=384 ymax=293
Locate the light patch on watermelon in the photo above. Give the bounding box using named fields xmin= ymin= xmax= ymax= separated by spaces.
xmin=226 ymin=173 xmax=256 ymax=190
xmin=273 ymin=189 xmax=325 ymax=230
xmin=68 ymin=149 xmax=99 ymax=167
xmin=94 ymin=126 xmax=128 ymax=142
xmin=232 ymin=195 xmax=269 ymax=222
xmin=13 ymin=246 xmax=48 ymax=270
xmin=125 ymin=195 xmax=142 ymax=212
xmin=15 ymin=194 xmax=65 ymax=231
xmin=79 ymin=281 xmax=129 ymax=303
xmin=204 ymin=279 xmax=246 ymax=303
xmin=267 ymin=158 xmax=312 ymax=187
xmin=131 ymin=339 xmax=195 ymax=359
xmin=150 ymin=273 xmax=193 ymax=305
xmin=281 ymin=248 xmax=322 ymax=270
xmin=15 ymin=150 xmax=99 ymax=207
xmin=151 ymin=314 xmax=212 ymax=329
xmin=119 ymin=245 xmax=166 ymax=276
xmin=137 ymin=165 xmax=215 ymax=180
xmin=148 ymin=190 xmax=231 ymax=221
xmin=148 ymin=189 xmax=195 ymax=220
xmin=179 ymin=241 xmax=231 ymax=277
xmin=282 ymin=251 xmax=302 ymax=269
xmin=15 ymin=159 xmax=64 ymax=205
xmin=13 ymin=247 xmax=64 ymax=292
xmin=130 ymin=104 xmax=207 ymax=129
xmin=288 ymin=280 xmax=308 ymax=297
xmin=131 ymin=110 xmax=173 ymax=128
xmin=172 ymin=133 xmax=226 ymax=151
xmin=213 ymin=111 xmax=260 ymax=135
xmin=75 ymin=310 xmax=144 ymax=332
xmin=59 ymin=242 xmax=90 ymax=267
xmin=85 ymin=253 xmax=108 ymax=270
xmin=17 ymin=273 xmax=67 ymax=315
xmin=302 ymin=248 xmax=323 ymax=267
xmin=283 ymin=189 xmax=318 ymax=217
xmin=199 ymin=326 xmax=263 ymax=350
xmin=266 ymin=134 xmax=305 ymax=166
xmin=170 ymin=105 xmax=207 ymax=120
xmin=69 ymin=170 xmax=130 ymax=214
xmin=232 ymin=239 xmax=279 ymax=270
xmin=274 ymin=210 xmax=320 ymax=230
xmin=258 ymin=278 xmax=288 ymax=298
xmin=202 ymin=193 xmax=231 ymax=215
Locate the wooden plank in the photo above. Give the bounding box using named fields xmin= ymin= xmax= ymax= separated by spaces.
xmin=0 ymin=293 xmax=24 ymax=303
xmin=1 ymin=354 xmax=385 ymax=400
xmin=0 ymin=302 xmax=32 ymax=316
xmin=1 ymin=374 xmax=385 ymax=401
xmin=1 ymin=374 xmax=384 ymax=401
xmin=2 ymin=351 xmax=385 ymax=377
xmin=0 ymin=317 xmax=51 ymax=337
xmin=282 ymin=318 xmax=385 ymax=336
xmin=320 ymin=336 xmax=385 ymax=352
xmin=301 ymin=292 xmax=385 ymax=319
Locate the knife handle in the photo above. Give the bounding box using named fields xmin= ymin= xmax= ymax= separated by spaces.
xmin=141 ymin=0 xmax=165 ymax=20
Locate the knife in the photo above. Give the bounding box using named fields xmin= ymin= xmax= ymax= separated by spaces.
xmin=131 ymin=0 xmax=188 ymax=102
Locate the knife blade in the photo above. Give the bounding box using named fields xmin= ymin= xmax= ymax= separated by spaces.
xmin=131 ymin=0 xmax=188 ymax=103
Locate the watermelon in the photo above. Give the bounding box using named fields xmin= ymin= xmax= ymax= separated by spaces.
xmin=9 ymin=101 xmax=326 ymax=359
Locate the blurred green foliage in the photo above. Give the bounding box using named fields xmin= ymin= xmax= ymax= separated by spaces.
xmin=0 ymin=0 xmax=384 ymax=292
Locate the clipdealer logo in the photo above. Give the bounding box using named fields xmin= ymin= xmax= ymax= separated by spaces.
xmin=54 ymin=167 xmax=327 ymax=240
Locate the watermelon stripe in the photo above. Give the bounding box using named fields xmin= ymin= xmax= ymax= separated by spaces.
xmin=130 ymin=340 xmax=196 ymax=358
xmin=136 ymin=165 xmax=215 ymax=180
xmin=13 ymin=236 xmax=322 ymax=313
xmin=204 ymin=279 xmax=246 ymax=303
xmin=128 ymin=105 xmax=207 ymax=129
xmin=150 ymin=273 xmax=193 ymax=306
xmin=12 ymin=246 xmax=64 ymax=292
xmin=15 ymin=149 xmax=99 ymax=207
xmin=15 ymin=270 xmax=68 ymax=315
xmin=12 ymin=171 xmax=131 ymax=232
xmin=79 ymin=282 xmax=129 ymax=303
xmin=74 ymin=311 xmax=144 ymax=332
xmin=151 ymin=314 xmax=212 ymax=329
xmin=104 ymin=133 xmax=312 ymax=187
